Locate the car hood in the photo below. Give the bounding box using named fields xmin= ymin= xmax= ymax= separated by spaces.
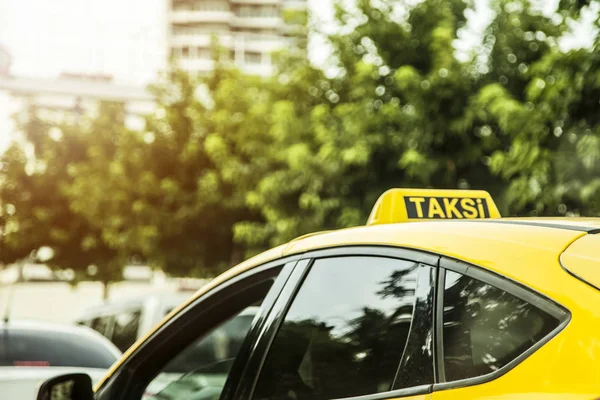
xmin=0 ymin=366 xmax=108 ymax=399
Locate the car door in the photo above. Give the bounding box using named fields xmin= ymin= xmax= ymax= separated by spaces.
xmin=431 ymin=260 xmax=569 ymax=399
xmin=235 ymin=247 xmax=438 ymax=400
xmin=94 ymin=258 xmax=298 ymax=400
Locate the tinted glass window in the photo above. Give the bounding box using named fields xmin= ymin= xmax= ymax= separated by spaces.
xmin=0 ymin=329 xmax=119 ymax=368
xmin=443 ymin=270 xmax=561 ymax=381
xmin=253 ymin=256 xmax=434 ymax=400
xmin=111 ymin=309 xmax=141 ymax=352
xmin=144 ymin=304 xmax=262 ymax=400
xmin=163 ymin=311 xmax=256 ymax=373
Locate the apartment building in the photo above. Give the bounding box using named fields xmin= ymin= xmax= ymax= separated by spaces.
xmin=168 ymin=0 xmax=307 ymax=76
xmin=0 ymin=72 xmax=155 ymax=133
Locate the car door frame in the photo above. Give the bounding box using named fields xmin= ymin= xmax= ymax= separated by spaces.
xmin=229 ymin=245 xmax=442 ymax=400
xmin=94 ymin=257 xmax=301 ymax=400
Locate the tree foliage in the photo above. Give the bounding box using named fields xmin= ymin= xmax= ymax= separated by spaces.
xmin=2 ymin=0 xmax=599 ymax=279
xmin=0 ymin=103 xmax=123 ymax=289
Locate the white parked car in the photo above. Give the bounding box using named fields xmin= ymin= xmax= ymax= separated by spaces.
xmin=0 ymin=320 xmax=122 ymax=399
xmin=74 ymin=293 xmax=193 ymax=352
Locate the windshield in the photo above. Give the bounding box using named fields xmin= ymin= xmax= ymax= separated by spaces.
xmin=0 ymin=328 xmax=119 ymax=369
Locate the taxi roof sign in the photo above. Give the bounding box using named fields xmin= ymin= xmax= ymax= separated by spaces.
xmin=367 ymin=188 xmax=501 ymax=226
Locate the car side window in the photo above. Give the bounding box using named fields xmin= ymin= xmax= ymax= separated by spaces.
xmin=111 ymin=309 xmax=141 ymax=352
xmin=252 ymin=256 xmax=435 ymax=400
xmin=91 ymin=315 xmax=115 ymax=340
xmin=442 ymin=270 xmax=562 ymax=382
xmin=142 ymin=304 xmax=262 ymax=400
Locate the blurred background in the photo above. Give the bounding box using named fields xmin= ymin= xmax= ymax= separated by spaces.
xmin=0 ymin=0 xmax=599 ymax=325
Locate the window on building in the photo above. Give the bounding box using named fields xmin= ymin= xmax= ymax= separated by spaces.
xmin=252 ymin=256 xmax=434 ymax=400
xmin=172 ymin=1 xmax=192 ymax=11
xmin=237 ymin=5 xmax=277 ymax=17
xmin=442 ymin=270 xmax=562 ymax=382
xmin=198 ymin=48 xmax=211 ymax=60
xmin=181 ymin=46 xmax=190 ymax=57
xmin=244 ymin=52 xmax=262 ymax=64
xmin=192 ymin=0 xmax=228 ymax=11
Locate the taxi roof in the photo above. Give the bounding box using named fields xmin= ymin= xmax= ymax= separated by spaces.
xmin=200 ymin=217 xmax=598 ymax=304
xmin=497 ymin=217 xmax=600 ymax=232
xmin=283 ymin=218 xmax=593 ymax=256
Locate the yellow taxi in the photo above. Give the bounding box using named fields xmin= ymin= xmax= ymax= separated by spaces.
xmin=38 ymin=189 xmax=600 ymax=400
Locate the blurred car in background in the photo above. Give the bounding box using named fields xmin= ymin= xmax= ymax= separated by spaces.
xmin=74 ymin=293 xmax=193 ymax=352
xmin=76 ymin=294 xmax=259 ymax=398
xmin=0 ymin=319 xmax=121 ymax=399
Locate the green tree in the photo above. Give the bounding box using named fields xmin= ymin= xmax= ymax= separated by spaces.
xmin=235 ymin=0 xmax=599 ymax=252
xmin=65 ymin=66 xmax=275 ymax=277
xmin=472 ymin=1 xmax=600 ymax=216
xmin=0 ymin=103 xmax=124 ymax=297
xmin=235 ymin=0 xmax=488 ymax=250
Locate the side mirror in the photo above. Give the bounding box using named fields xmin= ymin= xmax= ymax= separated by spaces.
xmin=37 ymin=373 xmax=94 ymax=400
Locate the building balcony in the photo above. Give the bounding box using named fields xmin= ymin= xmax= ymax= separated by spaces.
xmin=241 ymin=37 xmax=284 ymax=52
xmin=238 ymin=62 xmax=274 ymax=76
xmin=282 ymin=0 xmax=307 ymax=9
xmin=230 ymin=0 xmax=280 ymax=4
xmin=170 ymin=33 xmax=284 ymax=52
xmin=177 ymin=58 xmax=217 ymax=73
xmin=170 ymin=10 xmax=233 ymax=24
xmin=232 ymin=16 xmax=282 ymax=29
xmin=229 ymin=33 xmax=285 ymax=52
xmin=170 ymin=33 xmax=232 ymax=47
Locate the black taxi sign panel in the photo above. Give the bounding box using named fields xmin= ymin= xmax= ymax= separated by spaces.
xmin=367 ymin=188 xmax=501 ymax=225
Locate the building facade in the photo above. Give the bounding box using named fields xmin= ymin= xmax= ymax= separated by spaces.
xmin=0 ymin=73 xmax=155 ymax=134
xmin=168 ymin=0 xmax=307 ymax=76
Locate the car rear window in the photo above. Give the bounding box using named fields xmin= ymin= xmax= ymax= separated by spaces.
xmin=0 ymin=328 xmax=119 ymax=369
xmin=442 ymin=270 xmax=562 ymax=381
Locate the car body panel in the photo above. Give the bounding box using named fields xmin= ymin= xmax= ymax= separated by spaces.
xmin=0 ymin=319 xmax=123 ymax=362
xmin=95 ymin=218 xmax=600 ymax=397
xmin=561 ymin=234 xmax=600 ymax=290
xmin=434 ymin=393 xmax=599 ymax=400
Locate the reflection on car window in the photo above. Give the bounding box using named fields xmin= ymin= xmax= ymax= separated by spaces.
xmin=0 ymin=329 xmax=119 ymax=368
xmin=253 ymin=256 xmax=433 ymax=400
xmin=143 ymin=306 xmax=259 ymax=400
xmin=443 ymin=270 xmax=561 ymax=381
xmin=163 ymin=312 xmax=256 ymax=374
